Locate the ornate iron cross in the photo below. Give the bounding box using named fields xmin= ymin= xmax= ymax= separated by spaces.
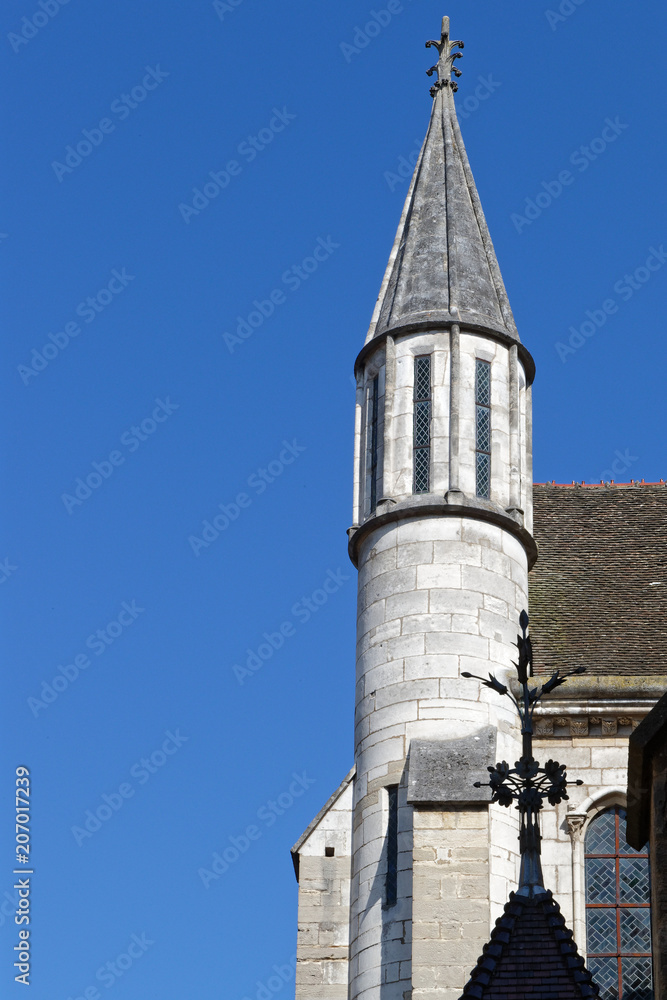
xmin=463 ymin=611 xmax=585 ymax=893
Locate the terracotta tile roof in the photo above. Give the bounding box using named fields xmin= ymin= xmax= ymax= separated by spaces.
xmin=530 ymin=483 xmax=667 ymax=675
xmin=459 ymin=890 xmax=599 ymax=999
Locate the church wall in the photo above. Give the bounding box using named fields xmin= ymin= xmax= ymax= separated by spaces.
xmin=412 ymin=805 xmax=491 ymax=1000
xmin=295 ymin=783 xmax=353 ymax=999
xmin=534 ymin=733 xmax=633 ymax=954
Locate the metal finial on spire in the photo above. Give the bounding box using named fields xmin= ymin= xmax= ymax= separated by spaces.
xmin=462 ymin=612 xmax=585 ymax=897
xmin=425 ymin=15 xmax=464 ymax=96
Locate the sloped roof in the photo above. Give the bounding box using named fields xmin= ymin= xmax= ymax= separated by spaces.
xmin=365 ymin=84 xmax=519 ymax=347
xmin=460 ymin=890 xmax=599 ymax=999
xmin=530 ymin=483 xmax=667 ymax=675
xmin=290 ymin=767 xmax=354 ymax=881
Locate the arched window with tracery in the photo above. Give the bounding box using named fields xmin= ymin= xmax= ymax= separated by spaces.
xmin=585 ymin=805 xmax=653 ymax=999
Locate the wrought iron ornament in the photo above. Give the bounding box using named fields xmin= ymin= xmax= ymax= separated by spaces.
xmin=463 ymin=611 xmax=585 ymax=895
xmin=426 ymin=16 xmax=464 ymax=96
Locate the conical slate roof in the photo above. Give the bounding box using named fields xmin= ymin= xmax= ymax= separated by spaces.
xmin=459 ymin=890 xmax=599 ymax=999
xmin=366 ymin=84 xmax=519 ymax=346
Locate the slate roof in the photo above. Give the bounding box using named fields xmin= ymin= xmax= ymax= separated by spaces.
xmin=530 ymin=483 xmax=667 ymax=675
xmin=459 ymin=890 xmax=599 ymax=999
xmin=365 ymin=83 xmax=519 ymax=347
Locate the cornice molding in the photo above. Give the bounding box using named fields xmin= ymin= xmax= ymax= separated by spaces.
xmin=355 ymin=319 xmax=536 ymax=386
xmin=347 ymin=494 xmax=537 ymax=568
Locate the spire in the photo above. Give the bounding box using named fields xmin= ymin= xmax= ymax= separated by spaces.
xmin=365 ymin=16 xmax=519 ymax=347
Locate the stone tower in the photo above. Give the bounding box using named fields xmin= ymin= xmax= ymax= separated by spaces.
xmin=292 ymin=17 xmax=538 ymax=1000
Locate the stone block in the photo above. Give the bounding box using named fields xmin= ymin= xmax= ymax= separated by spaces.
xmin=404 ymin=654 xmax=458 ymax=681
xmin=590 ymin=746 xmax=630 ymax=769
xmin=407 ymin=729 xmax=497 ymax=804
xmin=396 ymin=541 xmax=435 ymax=568
xmin=385 ymin=632 xmax=426 ymax=660
xmin=429 ymin=588 xmax=483 ymax=615
xmin=461 ymin=565 xmax=517 ymax=605
xmin=456 ymin=810 xmax=489 ymax=830
xmin=461 ymin=519 xmax=502 ymax=548
xmin=358 ymin=547 xmax=396 ymax=590
xmin=369 ymin=701 xmax=419 ymax=733
xmin=398 ymin=518 xmax=462 ymax=544
xmin=417 ymin=564 xmax=462 ymax=590
xmin=450 ymin=613 xmax=480 ymax=635
xmin=361 ymin=523 xmax=396 ymax=556
xmin=480 ymin=547 xmax=513 ymax=576
xmin=363 ymin=660 xmax=405 ymax=695
xmin=358 ymin=720 xmax=406 ymax=754
xmin=482 ymin=593 xmax=509 ymax=616
xmin=426 ymin=631 xmax=488 ymax=658
xmin=386 ymin=589 xmax=430 ymax=620
xmin=364 ymin=567 xmax=417 ymax=604
xmin=357 ymin=599 xmax=386 ymax=639
xmin=370 ymin=618 xmax=402 ymax=644
xmin=375 ymin=679 xmax=440 ymax=710
xmin=401 ymin=613 xmax=453 ymax=636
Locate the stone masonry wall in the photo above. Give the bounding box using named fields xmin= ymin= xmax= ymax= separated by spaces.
xmin=349 ymin=515 xmax=528 ymax=1000
xmin=535 ymin=733 xmax=632 ymax=953
xmin=295 ymin=782 xmax=353 ymax=999
xmin=412 ymin=806 xmax=491 ymax=1000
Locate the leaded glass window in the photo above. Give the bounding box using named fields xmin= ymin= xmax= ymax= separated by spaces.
xmin=385 ymin=785 xmax=398 ymax=907
xmin=585 ymin=806 xmax=653 ymax=1000
xmin=369 ymin=375 xmax=379 ymax=514
xmin=475 ymin=359 xmax=491 ymax=499
xmin=413 ymin=356 xmax=431 ymax=494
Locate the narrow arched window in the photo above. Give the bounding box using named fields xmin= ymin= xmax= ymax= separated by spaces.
xmin=475 ymin=359 xmax=491 ymax=498
xmin=585 ymin=806 xmax=653 ymax=999
xmin=413 ymin=356 xmax=431 ymax=494
xmin=369 ymin=375 xmax=379 ymax=513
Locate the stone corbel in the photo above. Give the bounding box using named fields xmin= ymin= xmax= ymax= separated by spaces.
xmin=565 ymin=813 xmax=586 ymax=840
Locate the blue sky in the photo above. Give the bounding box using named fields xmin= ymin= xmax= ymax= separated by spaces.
xmin=1 ymin=1 xmax=666 ymax=997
